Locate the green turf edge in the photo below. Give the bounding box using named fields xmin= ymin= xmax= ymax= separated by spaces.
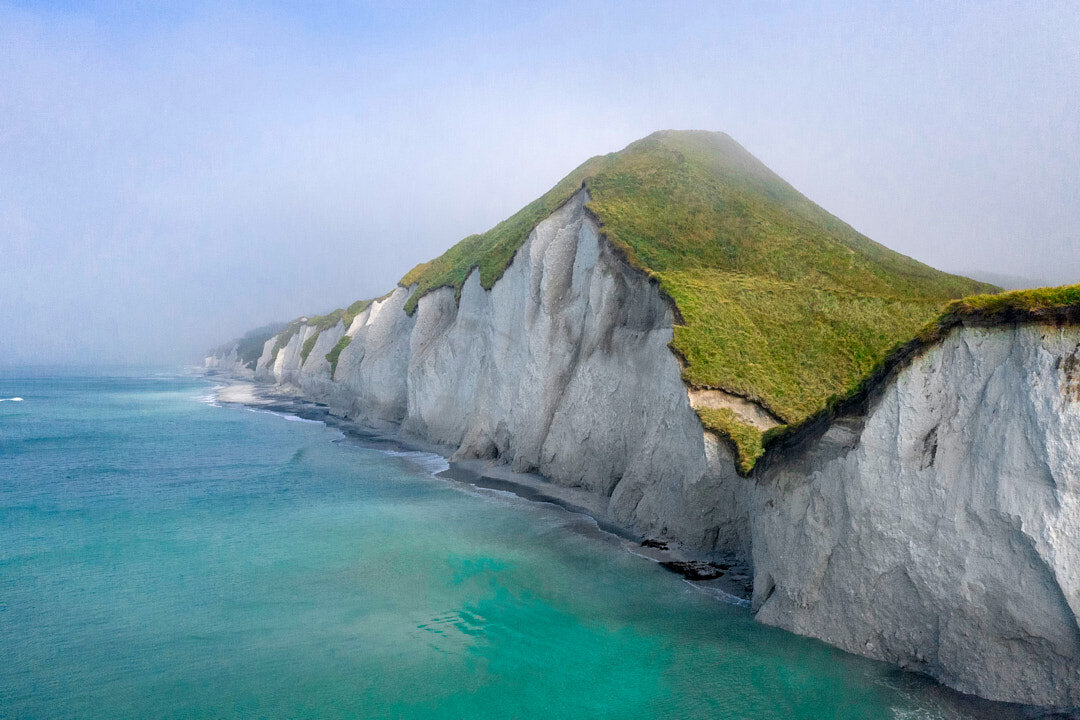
xmin=399 ymin=170 xmax=600 ymax=315
xmin=755 ymin=284 xmax=1080 ymax=472
xmin=695 ymin=407 xmax=765 ymax=476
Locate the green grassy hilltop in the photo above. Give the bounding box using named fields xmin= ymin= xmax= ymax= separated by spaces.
xmin=399 ymin=130 xmax=999 ymax=470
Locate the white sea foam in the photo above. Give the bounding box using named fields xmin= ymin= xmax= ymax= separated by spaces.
xmin=0 ymin=397 xmax=24 ymax=402
xmin=623 ymin=546 xmax=661 ymax=563
xmin=195 ymin=384 xmax=225 ymax=406
xmin=682 ymin=579 xmax=752 ymax=608
xmin=889 ymin=707 xmax=942 ymax=720
xmin=480 ymin=487 xmax=524 ymax=501
xmin=381 ymin=449 xmax=451 ymax=475
xmin=246 ymin=408 xmax=324 ymax=424
xmin=280 ymin=414 xmax=322 ymax=423
xmin=452 ymin=484 xmax=523 ymax=507
xmin=624 ymin=547 xmax=752 ymax=608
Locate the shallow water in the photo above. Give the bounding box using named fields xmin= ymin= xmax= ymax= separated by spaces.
xmin=0 ymin=374 xmax=1003 ymax=719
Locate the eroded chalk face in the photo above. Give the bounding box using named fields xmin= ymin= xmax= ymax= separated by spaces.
xmin=751 ymin=324 xmax=1080 ymax=708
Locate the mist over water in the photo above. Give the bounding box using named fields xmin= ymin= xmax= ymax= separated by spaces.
xmin=0 ymin=375 xmax=1013 ymax=718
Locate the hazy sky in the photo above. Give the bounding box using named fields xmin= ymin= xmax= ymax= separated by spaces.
xmin=2 ymin=1 xmax=1078 ymax=366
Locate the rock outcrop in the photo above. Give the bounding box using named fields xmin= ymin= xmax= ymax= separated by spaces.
xmin=209 ymin=187 xmax=1080 ymax=709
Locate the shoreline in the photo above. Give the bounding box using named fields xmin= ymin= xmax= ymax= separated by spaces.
xmin=205 ymin=373 xmax=1069 ymax=720
xmin=210 ymin=376 xmax=754 ymax=605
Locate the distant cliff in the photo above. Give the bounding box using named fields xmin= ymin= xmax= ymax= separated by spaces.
xmin=205 ymin=322 xmax=285 ymax=378
xmin=207 ymin=132 xmax=1080 ymax=710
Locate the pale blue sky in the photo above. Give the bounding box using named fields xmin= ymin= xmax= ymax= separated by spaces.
xmin=2 ymin=1 xmax=1078 ymax=365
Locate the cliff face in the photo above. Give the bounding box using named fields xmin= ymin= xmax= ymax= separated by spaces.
xmin=251 ymin=189 xmax=749 ymax=555
xmin=750 ymin=325 xmax=1080 ymax=706
xmin=212 ymin=189 xmax=1080 ymax=708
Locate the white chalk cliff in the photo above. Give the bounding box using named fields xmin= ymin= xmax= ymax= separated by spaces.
xmin=752 ymin=325 xmax=1080 ymax=707
xmin=212 ymin=187 xmax=1080 ymax=709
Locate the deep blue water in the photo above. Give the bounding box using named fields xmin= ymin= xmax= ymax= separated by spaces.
xmin=0 ymin=374 xmax=996 ymax=718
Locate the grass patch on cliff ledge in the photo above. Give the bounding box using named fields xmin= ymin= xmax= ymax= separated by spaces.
xmin=325 ymin=335 xmax=352 ymax=380
xmin=299 ymin=333 xmax=320 ymax=365
xmin=270 ymin=298 xmax=375 ymax=370
xmin=399 ymin=130 xmax=997 ymax=471
xmin=695 ymin=407 xmax=765 ymax=474
xmin=937 ymin=284 xmax=1080 ymax=321
xmin=399 ymin=163 xmax=604 ymax=313
xmin=757 ymin=283 xmax=1080 ymax=467
xmin=297 ymin=304 xmax=369 ymax=366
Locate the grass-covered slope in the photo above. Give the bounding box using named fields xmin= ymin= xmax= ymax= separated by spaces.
xmin=236 ymin=323 xmax=286 ymax=369
xmin=399 ymin=130 xmax=998 ymax=469
xmin=760 ymin=283 xmax=1080 ymax=467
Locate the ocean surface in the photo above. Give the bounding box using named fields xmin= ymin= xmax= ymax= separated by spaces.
xmin=0 ymin=373 xmax=1004 ymax=719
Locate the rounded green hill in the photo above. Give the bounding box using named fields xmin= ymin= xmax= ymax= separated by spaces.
xmin=398 ymin=130 xmax=999 ymax=470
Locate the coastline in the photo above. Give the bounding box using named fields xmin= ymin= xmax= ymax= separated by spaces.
xmin=210 ymin=376 xmax=755 ymax=605
xmin=205 ymin=372 xmax=1074 ymax=720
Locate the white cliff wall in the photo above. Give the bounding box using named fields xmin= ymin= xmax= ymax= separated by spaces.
xmin=296 ymin=320 xmax=346 ymax=394
xmin=328 ymin=288 xmax=416 ymax=427
xmin=255 ymin=188 xmax=748 ymax=555
xmin=232 ymin=189 xmax=1080 ymax=708
xmin=751 ymin=325 xmax=1080 ymax=707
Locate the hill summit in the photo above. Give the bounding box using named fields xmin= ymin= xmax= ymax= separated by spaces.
xmin=399 ymin=130 xmax=996 ymax=469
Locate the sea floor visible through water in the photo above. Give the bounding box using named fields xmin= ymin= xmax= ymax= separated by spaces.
xmin=0 ymin=371 xmax=1044 ymax=719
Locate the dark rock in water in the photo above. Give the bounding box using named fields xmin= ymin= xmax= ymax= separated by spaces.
xmin=640 ymin=538 xmax=668 ymax=550
xmin=660 ymin=560 xmax=724 ymax=581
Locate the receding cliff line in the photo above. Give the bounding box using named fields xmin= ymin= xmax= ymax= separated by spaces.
xmin=206 ymin=127 xmax=1080 ymax=709
xmin=394 ymin=131 xmax=998 ymax=473
xmin=211 ymin=185 xmax=1080 ymax=709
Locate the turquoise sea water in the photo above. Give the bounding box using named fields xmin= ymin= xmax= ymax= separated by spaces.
xmin=0 ymin=374 xmax=1000 ymax=719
